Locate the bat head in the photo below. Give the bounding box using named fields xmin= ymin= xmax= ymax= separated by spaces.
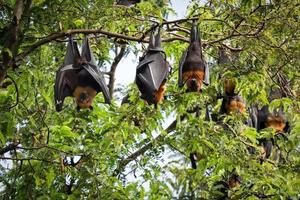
xmin=73 ymin=86 xmax=97 ymax=110
xmin=186 ymin=78 xmax=201 ymax=92
xmin=224 ymin=78 xmax=236 ymax=95
xmin=228 ymin=174 xmax=242 ymax=189
xmin=183 ymin=70 xmax=205 ymax=92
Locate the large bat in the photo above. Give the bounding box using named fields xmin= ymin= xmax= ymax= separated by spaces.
xmin=248 ymin=89 xmax=290 ymax=161
xmin=178 ymin=21 xmax=209 ymax=92
xmin=135 ymin=27 xmax=170 ymax=105
xmin=54 ymin=36 xmax=110 ymax=112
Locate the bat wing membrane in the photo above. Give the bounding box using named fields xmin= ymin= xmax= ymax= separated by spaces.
xmin=82 ymin=64 xmax=111 ymax=104
xmin=54 ymin=65 xmax=78 ymax=111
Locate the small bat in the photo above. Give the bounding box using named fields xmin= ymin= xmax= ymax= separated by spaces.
xmin=135 ymin=27 xmax=170 ymax=105
xmin=54 ymin=36 xmax=110 ymax=112
xmin=116 ymin=0 xmax=140 ymax=6
xmin=189 ymin=152 xmax=203 ymax=169
xmin=213 ymin=172 xmax=242 ymax=199
xmin=178 ymin=21 xmax=209 ymax=92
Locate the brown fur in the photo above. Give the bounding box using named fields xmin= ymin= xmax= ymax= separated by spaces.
xmin=228 ymin=178 xmax=240 ymax=189
xmin=182 ymin=70 xmax=204 ymax=92
xmin=228 ymin=174 xmax=241 ymax=189
xmin=153 ymin=83 xmax=166 ymax=104
xmin=73 ymin=86 xmax=97 ymax=109
xmin=265 ymin=115 xmax=286 ymax=133
xmin=224 ymin=78 xmax=236 ymax=95
xmin=225 ymin=100 xmax=246 ymax=114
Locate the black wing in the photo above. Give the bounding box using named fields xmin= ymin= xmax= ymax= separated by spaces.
xmin=80 ymin=36 xmax=111 ymax=104
xmin=136 ymin=52 xmax=169 ymax=102
xmin=64 ymin=38 xmax=80 ymax=66
xmin=81 ymin=36 xmax=97 ymax=65
xmin=178 ymin=49 xmax=188 ymax=87
xmin=136 ymin=27 xmax=169 ymax=102
xmin=116 ymin=0 xmax=140 ymax=6
xmin=54 ymin=38 xmax=80 ymax=112
xmin=82 ymin=64 xmax=111 ymax=104
xmin=54 ymin=66 xmax=78 ymax=112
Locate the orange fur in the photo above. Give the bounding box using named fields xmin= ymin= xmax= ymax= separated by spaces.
xmin=153 ymin=83 xmax=166 ymax=104
xmin=182 ymin=70 xmax=204 ymax=92
xmin=228 ymin=178 xmax=240 ymax=189
xmin=73 ymin=86 xmax=97 ymax=109
xmin=225 ymin=100 xmax=246 ymax=114
xmin=265 ymin=115 xmax=286 ymax=133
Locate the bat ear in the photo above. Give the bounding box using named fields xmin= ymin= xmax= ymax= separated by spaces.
xmin=81 ymin=36 xmax=97 ymax=65
xmin=64 ymin=36 xmax=80 ymax=65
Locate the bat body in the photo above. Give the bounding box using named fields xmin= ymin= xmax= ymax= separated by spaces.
xmin=257 ymin=105 xmax=288 ymax=134
xmin=248 ymin=88 xmax=290 ymax=161
xmin=116 ymin=0 xmax=140 ymax=6
xmin=220 ymin=79 xmax=246 ymax=115
xmin=178 ymin=21 xmax=209 ymax=92
xmin=213 ymin=173 xmax=242 ymax=199
xmin=54 ymin=37 xmax=110 ymax=112
xmin=135 ymin=27 xmax=170 ymax=105
xmin=220 ymin=94 xmax=246 ymax=115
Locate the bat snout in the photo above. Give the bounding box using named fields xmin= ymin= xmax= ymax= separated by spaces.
xmin=186 ymin=78 xmax=201 ymax=92
xmin=80 ymin=92 xmax=89 ymax=102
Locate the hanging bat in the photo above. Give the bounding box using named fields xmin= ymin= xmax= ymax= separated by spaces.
xmin=219 ymin=77 xmax=246 ymax=115
xmin=178 ymin=21 xmax=209 ymax=92
xmin=54 ymin=36 xmax=110 ymax=112
xmin=213 ymin=172 xmax=242 ymax=199
xmin=116 ymin=0 xmax=140 ymax=6
xmin=135 ymin=27 xmax=170 ymax=106
xmin=219 ymin=94 xmax=246 ymax=115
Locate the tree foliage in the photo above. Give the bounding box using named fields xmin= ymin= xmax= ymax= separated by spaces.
xmin=0 ymin=0 xmax=299 ymax=199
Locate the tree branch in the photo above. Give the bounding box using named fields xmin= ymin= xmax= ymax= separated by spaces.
xmin=108 ymin=45 xmax=126 ymax=98
xmin=113 ymin=119 xmax=177 ymax=176
xmin=0 ymin=0 xmax=32 ymax=83
xmin=0 ymin=143 xmax=19 ymax=155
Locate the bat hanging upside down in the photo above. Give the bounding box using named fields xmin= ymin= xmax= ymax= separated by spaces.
xmin=135 ymin=27 xmax=170 ymax=106
xmin=178 ymin=21 xmax=209 ymax=92
xmin=54 ymin=36 xmax=110 ymax=111
xmin=219 ymin=78 xmax=246 ymax=115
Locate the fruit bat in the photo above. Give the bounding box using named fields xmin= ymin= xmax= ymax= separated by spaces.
xmin=213 ymin=173 xmax=242 ymax=199
xmin=116 ymin=0 xmax=140 ymax=6
xmin=135 ymin=27 xmax=170 ymax=105
xmin=257 ymin=105 xmax=289 ymax=161
xmin=54 ymin=36 xmax=110 ymax=112
xmin=178 ymin=21 xmax=209 ymax=92
xmin=219 ymin=78 xmax=246 ymax=115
